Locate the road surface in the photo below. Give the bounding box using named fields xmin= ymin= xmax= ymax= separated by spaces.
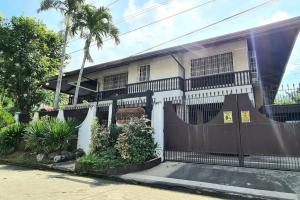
xmin=0 ymin=164 xmax=221 ymax=200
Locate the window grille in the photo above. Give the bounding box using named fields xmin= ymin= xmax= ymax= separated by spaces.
xmin=103 ymin=73 xmax=128 ymax=90
xmin=191 ymin=52 xmax=233 ymax=77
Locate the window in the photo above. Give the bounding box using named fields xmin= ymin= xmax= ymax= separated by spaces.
xmin=191 ymin=52 xmax=233 ymax=77
xmin=103 ymin=73 xmax=128 ymax=90
xmin=248 ymin=51 xmax=257 ymax=73
xmin=138 ymin=65 xmax=150 ymax=82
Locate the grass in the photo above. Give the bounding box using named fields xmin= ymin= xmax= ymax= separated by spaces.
xmin=78 ymin=153 xmax=128 ymax=169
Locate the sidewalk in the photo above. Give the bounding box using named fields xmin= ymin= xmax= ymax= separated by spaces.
xmin=116 ymin=162 xmax=300 ymax=200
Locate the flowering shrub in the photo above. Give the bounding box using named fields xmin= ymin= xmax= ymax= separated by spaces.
xmin=116 ymin=117 xmax=157 ymax=163
xmin=90 ymin=118 xmax=122 ymax=154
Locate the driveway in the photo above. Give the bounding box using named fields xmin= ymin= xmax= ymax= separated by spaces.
xmin=0 ymin=164 xmax=220 ymax=200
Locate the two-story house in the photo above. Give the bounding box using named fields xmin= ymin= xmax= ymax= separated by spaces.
xmin=44 ymin=16 xmax=300 ymax=116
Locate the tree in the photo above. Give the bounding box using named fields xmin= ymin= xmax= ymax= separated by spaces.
xmin=71 ymin=5 xmax=120 ymax=105
xmin=0 ymin=16 xmax=63 ymax=112
xmin=38 ymin=0 xmax=84 ymax=109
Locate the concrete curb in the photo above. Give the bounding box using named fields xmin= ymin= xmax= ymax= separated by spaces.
xmin=0 ymin=160 xmax=298 ymax=200
xmin=116 ymin=174 xmax=298 ymax=200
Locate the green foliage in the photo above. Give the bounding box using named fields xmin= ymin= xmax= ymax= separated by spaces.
xmin=0 ymin=123 xmax=26 ymax=155
xmin=41 ymin=90 xmax=69 ymax=108
xmin=71 ymin=4 xmax=120 ymax=62
xmin=24 ymin=117 xmax=77 ymax=154
xmin=79 ymin=151 xmax=127 ymax=169
xmin=0 ymin=16 xmax=64 ymax=112
xmin=0 ymin=109 xmax=15 ymax=129
xmin=116 ymin=117 xmax=157 ymax=163
xmin=90 ymin=118 xmax=122 ymax=154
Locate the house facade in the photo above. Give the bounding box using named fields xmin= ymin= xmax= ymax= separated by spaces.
xmin=45 ymin=16 xmax=300 ymax=109
xmin=43 ymin=17 xmax=300 ymax=155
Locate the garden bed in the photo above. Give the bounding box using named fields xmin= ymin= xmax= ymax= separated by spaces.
xmin=75 ymin=157 xmax=161 ymax=176
xmin=0 ymin=151 xmax=75 ymax=172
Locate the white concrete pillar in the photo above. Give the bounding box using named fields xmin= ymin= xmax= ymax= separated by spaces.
xmin=77 ymin=105 xmax=96 ymax=153
xmin=151 ymin=100 xmax=164 ymax=160
xmin=32 ymin=112 xmax=39 ymax=121
xmin=14 ymin=112 xmax=20 ymax=123
xmin=107 ymin=104 xmax=113 ymax=127
xmin=57 ymin=109 xmax=65 ymax=121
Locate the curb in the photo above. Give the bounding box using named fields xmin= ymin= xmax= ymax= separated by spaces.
xmin=0 ymin=160 xmax=297 ymax=200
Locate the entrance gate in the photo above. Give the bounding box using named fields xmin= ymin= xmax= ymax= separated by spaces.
xmin=164 ymin=93 xmax=300 ymax=171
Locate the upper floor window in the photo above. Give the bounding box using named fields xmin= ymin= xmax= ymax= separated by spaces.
xmin=138 ymin=65 xmax=150 ymax=82
xmin=248 ymin=51 xmax=257 ymax=73
xmin=103 ymin=73 xmax=128 ymax=90
xmin=191 ymin=52 xmax=233 ymax=77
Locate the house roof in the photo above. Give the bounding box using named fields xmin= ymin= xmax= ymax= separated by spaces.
xmin=45 ymin=16 xmax=300 ymax=95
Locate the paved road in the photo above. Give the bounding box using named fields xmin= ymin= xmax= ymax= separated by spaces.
xmin=0 ymin=164 xmax=220 ymax=200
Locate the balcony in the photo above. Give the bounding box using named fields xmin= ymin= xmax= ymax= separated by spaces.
xmin=69 ymin=70 xmax=252 ymax=104
xmin=185 ymin=70 xmax=252 ymax=91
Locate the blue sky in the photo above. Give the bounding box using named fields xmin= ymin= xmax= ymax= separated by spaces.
xmin=0 ymin=0 xmax=299 ymax=85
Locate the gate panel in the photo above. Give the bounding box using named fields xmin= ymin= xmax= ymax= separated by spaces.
xmin=164 ymin=94 xmax=241 ymax=165
xmin=238 ymin=94 xmax=300 ymax=156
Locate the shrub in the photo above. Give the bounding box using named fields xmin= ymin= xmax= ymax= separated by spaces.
xmin=0 ymin=109 xmax=15 ymax=129
xmin=116 ymin=117 xmax=157 ymax=163
xmin=0 ymin=123 xmax=26 ymax=155
xmin=79 ymin=151 xmax=127 ymax=169
xmin=90 ymin=118 xmax=122 ymax=154
xmin=24 ymin=117 xmax=77 ymax=154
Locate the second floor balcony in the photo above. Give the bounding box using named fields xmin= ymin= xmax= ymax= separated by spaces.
xmin=69 ymin=70 xmax=253 ymax=104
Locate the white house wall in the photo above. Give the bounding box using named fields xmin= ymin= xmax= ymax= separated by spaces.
xmin=180 ymin=39 xmax=249 ymax=79
xmin=127 ymin=55 xmax=180 ymax=84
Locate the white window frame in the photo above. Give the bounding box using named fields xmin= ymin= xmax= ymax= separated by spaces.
xmin=137 ymin=64 xmax=150 ymax=82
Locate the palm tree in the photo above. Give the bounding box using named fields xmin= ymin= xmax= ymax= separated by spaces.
xmin=38 ymin=0 xmax=84 ymax=109
xmin=71 ymin=5 xmax=120 ymax=105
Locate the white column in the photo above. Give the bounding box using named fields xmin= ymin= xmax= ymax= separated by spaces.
xmin=57 ymin=109 xmax=65 ymax=121
xmin=14 ymin=112 xmax=20 ymax=123
xmin=32 ymin=112 xmax=39 ymax=121
xmin=77 ymin=105 xmax=96 ymax=153
xmin=107 ymin=103 xmax=113 ymax=127
xmin=151 ymin=100 xmax=164 ymax=160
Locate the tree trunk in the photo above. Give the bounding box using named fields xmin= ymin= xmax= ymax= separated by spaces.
xmin=73 ymin=37 xmax=92 ymax=106
xmin=53 ymin=15 xmax=71 ymax=109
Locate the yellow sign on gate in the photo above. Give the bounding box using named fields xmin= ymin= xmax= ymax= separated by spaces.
xmin=241 ymin=111 xmax=250 ymax=123
xmin=223 ymin=111 xmax=233 ymax=123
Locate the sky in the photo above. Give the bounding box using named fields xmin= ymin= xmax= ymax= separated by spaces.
xmin=0 ymin=0 xmax=299 ymax=85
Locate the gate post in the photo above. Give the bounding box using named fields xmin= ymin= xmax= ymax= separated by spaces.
xmin=151 ymin=98 xmax=164 ymax=160
xmin=236 ymin=94 xmax=244 ymax=167
xmin=110 ymin=98 xmax=117 ymax=125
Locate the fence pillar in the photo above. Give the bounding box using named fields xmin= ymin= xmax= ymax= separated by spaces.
xmin=77 ymin=105 xmax=96 ymax=153
xmin=107 ymin=103 xmax=113 ymax=127
xmin=146 ymin=90 xmax=154 ymax=120
xmin=57 ymin=109 xmax=65 ymax=121
xmin=110 ymin=99 xmax=117 ymax=125
xmin=151 ymin=100 xmax=164 ymax=160
xmin=14 ymin=112 xmax=20 ymax=123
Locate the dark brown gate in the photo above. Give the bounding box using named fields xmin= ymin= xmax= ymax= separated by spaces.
xmin=164 ymin=93 xmax=300 ymax=171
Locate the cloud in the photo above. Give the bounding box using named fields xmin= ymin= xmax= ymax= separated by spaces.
xmin=259 ymin=11 xmax=291 ymax=26
xmin=66 ymin=0 xmax=206 ymax=71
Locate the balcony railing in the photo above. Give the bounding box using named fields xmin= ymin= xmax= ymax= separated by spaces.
xmin=127 ymin=77 xmax=184 ymax=94
xmin=70 ymin=70 xmax=253 ymax=104
xmin=185 ymin=70 xmax=252 ymax=91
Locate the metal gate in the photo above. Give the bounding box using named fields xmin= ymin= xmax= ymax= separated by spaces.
xmin=164 ymin=93 xmax=300 ymax=171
